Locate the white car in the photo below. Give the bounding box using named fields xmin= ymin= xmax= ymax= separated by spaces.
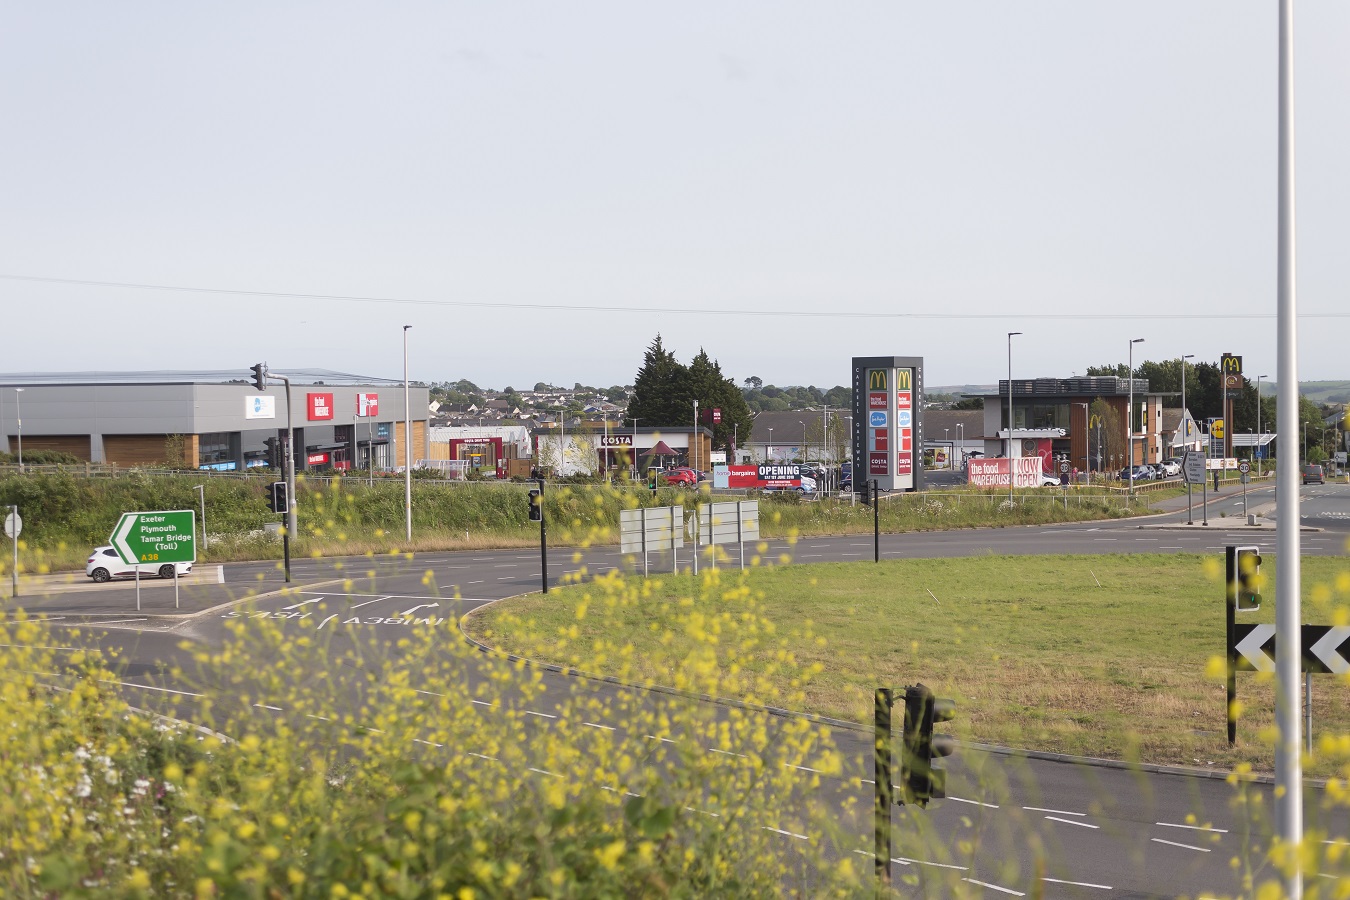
xmin=1158 ymin=460 xmax=1182 ymax=477
xmin=86 ymin=546 xmax=193 ymax=583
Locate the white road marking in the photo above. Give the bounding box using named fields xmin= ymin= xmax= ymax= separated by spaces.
xmin=102 ymin=680 xmax=203 ymax=697
xmin=400 ymin=602 xmax=440 ymax=617
xmin=253 ymin=703 xmax=283 ymax=711
xmin=282 ymin=597 xmax=324 ymax=610
xmin=1151 ymin=837 xmax=1209 ymax=852
xmin=644 ymin=735 xmax=676 ymax=744
xmin=471 ymin=699 xmax=493 ymax=707
xmin=467 ymin=752 xmax=498 ymax=761
xmin=351 ymin=596 xmax=391 ymax=610
xmin=316 ymin=615 xmax=337 ymax=630
xmin=528 ymin=767 xmax=562 ymax=778
xmin=963 ymin=878 xmax=1023 ymax=896
xmin=841 ymin=552 xmax=865 ymax=557
xmin=784 ymin=763 xmax=823 ymax=773
xmin=948 ymin=796 xmax=1000 ymax=809
xmin=709 ymin=748 xmax=749 ymax=759
xmin=800 ymin=554 xmax=823 ymax=558
xmin=763 ymin=826 xmax=809 ymax=840
xmin=1043 ymin=876 xmax=1111 ymax=890
xmin=895 ymin=857 xmax=966 ymax=870
xmin=1023 ymin=806 xmax=1084 ymax=816
xmin=583 ymin=722 xmax=616 ymax=731
xmin=526 ymin=710 xmax=557 ymax=719
xmin=75 ymin=618 xmax=148 ymax=627
xmin=1156 ymin=822 xmax=1227 ymax=833
xmin=1045 ymin=816 xmax=1098 ymax=829
xmin=468 ymin=580 xmax=484 ymax=584
xmin=497 ymin=576 xmax=516 ymax=580
xmin=602 ymin=786 xmax=643 ymax=798
xmin=685 ymin=806 xmax=720 ymax=817
xmin=494 ymin=564 xmax=517 ymax=568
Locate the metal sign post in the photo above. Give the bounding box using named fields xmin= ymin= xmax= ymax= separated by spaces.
xmin=873 ymin=688 xmax=894 ymax=889
xmin=3 ymin=506 xmax=20 ymax=600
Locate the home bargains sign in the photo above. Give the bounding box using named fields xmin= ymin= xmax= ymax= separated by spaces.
xmin=356 ymin=393 xmax=379 ymax=417
xmin=725 ymin=464 xmax=806 ymax=489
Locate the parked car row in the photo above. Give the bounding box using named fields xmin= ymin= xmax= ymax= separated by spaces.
xmin=1116 ymin=460 xmax=1183 ymax=482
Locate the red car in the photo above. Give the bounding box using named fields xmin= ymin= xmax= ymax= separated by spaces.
xmin=659 ymin=467 xmax=699 ymax=486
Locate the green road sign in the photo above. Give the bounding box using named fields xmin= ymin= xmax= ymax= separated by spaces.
xmin=110 ymin=510 xmax=197 ymax=566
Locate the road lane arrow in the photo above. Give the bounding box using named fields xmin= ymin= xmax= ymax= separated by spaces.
xmin=282 ymin=598 xmax=324 ymax=611
xmin=1310 ymin=626 xmax=1350 ymax=675
xmin=1235 ymin=624 xmax=1276 ymax=672
xmin=400 ymin=602 xmax=440 ymax=617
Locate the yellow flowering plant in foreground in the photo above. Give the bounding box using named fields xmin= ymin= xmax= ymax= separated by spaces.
xmin=0 ymin=560 xmax=878 ymax=896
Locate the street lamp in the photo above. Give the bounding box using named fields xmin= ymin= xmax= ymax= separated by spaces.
xmin=1180 ymin=354 xmax=1194 ymax=455
xmin=1127 ymin=338 xmax=1145 ymax=494
xmin=13 ymin=388 xmax=23 ymax=472
xmin=1007 ymin=332 xmax=1022 ymax=505
xmin=1257 ymin=374 xmax=1267 ymax=476
xmin=768 ymin=427 xmax=774 ymax=462
xmin=956 ymin=422 xmax=964 ymax=468
xmin=403 ymin=325 xmax=412 ymax=542
xmin=799 ymin=420 xmax=806 ymax=462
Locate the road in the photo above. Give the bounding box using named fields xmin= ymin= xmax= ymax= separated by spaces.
xmin=8 ymin=479 xmax=1349 ymax=895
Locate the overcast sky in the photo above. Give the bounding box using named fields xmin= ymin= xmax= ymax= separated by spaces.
xmin=3 ymin=3 xmax=1347 ymax=391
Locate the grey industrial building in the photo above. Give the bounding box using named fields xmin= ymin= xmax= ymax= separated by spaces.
xmin=0 ymin=370 xmax=430 ymax=472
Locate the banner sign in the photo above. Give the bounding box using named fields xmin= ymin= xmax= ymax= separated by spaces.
xmin=307 ymin=393 xmax=335 ymax=421
xmin=966 ymin=457 xmax=1043 ymax=488
xmin=245 ymin=395 xmax=276 ymax=420
xmin=356 ymin=393 xmax=379 ymax=417
xmin=725 ymin=464 xmax=804 ymax=489
xmin=600 ymin=435 xmax=634 ymax=446
xmin=307 ymin=452 xmax=329 ymax=465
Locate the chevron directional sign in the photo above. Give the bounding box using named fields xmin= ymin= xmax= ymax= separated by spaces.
xmin=1232 ymin=623 xmax=1350 ymax=674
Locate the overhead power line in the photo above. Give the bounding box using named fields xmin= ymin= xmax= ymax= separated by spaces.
xmin=0 ymin=273 xmax=1343 ymax=320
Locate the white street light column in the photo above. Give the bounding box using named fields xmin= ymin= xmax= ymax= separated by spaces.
xmin=1180 ymin=354 xmax=1194 ymax=456
xmin=13 ymin=388 xmax=23 ymax=472
xmin=1127 ymin=338 xmax=1145 ymax=494
xmin=768 ymin=427 xmax=774 ymax=462
xmin=403 ymin=325 xmax=413 ymax=543
xmin=1007 ymin=332 xmax=1021 ymax=506
xmin=1273 ymin=0 xmax=1303 ymax=889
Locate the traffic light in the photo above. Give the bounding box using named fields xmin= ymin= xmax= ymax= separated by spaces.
xmin=251 ymin=362 xmax=268 ymax=391
xmin=528 ymin=488 xmax=542 ymax=522
xmin=268 ymin=481 xmax=288 ymax=514
xmin=860 ymin=481 xmax=872 ymax=506
xmin=264 ymin=437 xmax=278 ymax=468
xmin=899 ymin=683 xmax=957 ymax=806
xmin=1235 ymin=546 xmax=1262 ymax=611
xmin=648 ymin=471 xmax=658 ymax=494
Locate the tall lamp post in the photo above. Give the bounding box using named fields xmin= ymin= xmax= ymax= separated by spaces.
xmin=403 ymin=325 xmax=413 ymax=543
xmin=1007 ymin=332 xmax=1022 ymax=506
xmin=1127 ymin=338 xmax=1145 ymax=494
xmin=767 ymin=427 xmax=774 ymax=462
xmin=1180 ymin=354 xmax=1194 ymax=456
xmin=799 ymin=420 xmax=806 ymax=462
xmin=1073 ymin=403 xmax=1089 ymax=477
xmin=13 ymin=388 xmax=23 ymax=472
xmin=1257 ymin=374 xmax=1267 ymax=476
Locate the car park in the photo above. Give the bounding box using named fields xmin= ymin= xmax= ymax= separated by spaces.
xmin=1158 ymin=460 xmax=1182 ymax=477
xmin=86 ymin=545 xmax=193 ymax=583
xmin=1118 ymin=465 xmax=1153 ymax=482
xmin=1302 ymin=464 xmax=1325 ymax=485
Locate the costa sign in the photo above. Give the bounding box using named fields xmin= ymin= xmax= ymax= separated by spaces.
xmin=600 ymin=435 xmax=634 ymax=446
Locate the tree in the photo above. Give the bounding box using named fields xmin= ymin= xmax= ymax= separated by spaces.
xmin=626 ymin=335 xmax=691 ymax=428
xmin=685 ymin=350 xmax=753 ymax=456
xmin=744 ymin=376 xmax=763 ymax=391
xmin=952 ymin=397 xmax=984 ymax=410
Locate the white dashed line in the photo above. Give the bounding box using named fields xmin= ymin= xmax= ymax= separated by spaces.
xmin=1022 ymin=806 xmax=1084 ymax=816
xmin=948 ymin=796 xmax=1000 ymax=809
xmin=350 ymin=596 xmax=391 ymax=610
xmin=708 ymin=748 xmax=749 ymax=759
xmin=467 ymin=752 xmax=498 ymax=761
xmin=1151 ymin=837 xmax=1209 ymax=852
xmin=528 ymin=767 xmax=562 ymax=778
xmin=895 ymin=857 xmax=966 ymax=871
xmin=601 ymin=786 xmax=643 ymax=798
xmin=763 ymin=826 xmax=809 ymax=840
xmin=962 ymin=878 xmax=1023 ymax=895
xmin=252 ymin=703 xmax=283 ymax=711
xmin=414 ymin=738 xmax=444 ymax=748
xmin=644 ymin=735 xmax=676 ymax=743
xmin=583 ymin=722 xmax=616 ymax=731
xmin=103 ymin=681 xmax=203 ymax=698
xmin=1043 ymin=876 xmax=1111 ymax=890
xmin=316 ymin=614 xmax=337 ymax=630
xmin=471 ymin=699 xmax=493 ymax=707
xmin=1045 ymin=816 xmax=1098 ymax=829
xmin=784 ymin=763 xmax=824 ymax=773
xmin=526 ymin=710 xmax=557 ymax=719
xmin=1156 ymin=822 xmax=1228 ymax=833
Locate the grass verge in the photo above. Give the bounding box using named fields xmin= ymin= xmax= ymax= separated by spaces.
xmin=466 ymin=552 xmax=1350 ymax=777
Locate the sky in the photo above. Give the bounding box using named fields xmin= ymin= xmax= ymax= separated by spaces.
xmin=3 ymin=3 xmax=1348 ymax=392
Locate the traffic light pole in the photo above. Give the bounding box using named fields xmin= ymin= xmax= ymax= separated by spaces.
xmin=872 ymin=480 xmax=880 ymax=563
xmin=873 ymin=688 xmax=893 ymax=890
xmin=266 ymin=370 xmax=297 ymax=583
xmin=538 ymin=478 xmax=549 ymax=594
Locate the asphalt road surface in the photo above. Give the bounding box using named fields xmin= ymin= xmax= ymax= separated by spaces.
xmin=8 ymin=479 xmax=1349 ymax=896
